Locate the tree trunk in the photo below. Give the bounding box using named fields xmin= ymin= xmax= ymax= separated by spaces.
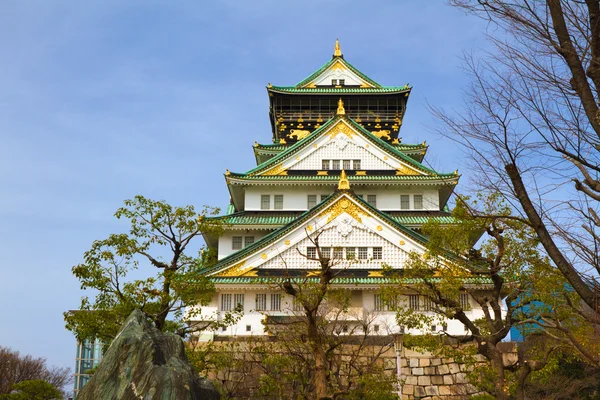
xmin=308 ymin=318 xmax=329 ymax=399
xmin=490 ymin=350 xmax=508 ymax=400
xmin=515 ymin=363 xmax=531 ymax=400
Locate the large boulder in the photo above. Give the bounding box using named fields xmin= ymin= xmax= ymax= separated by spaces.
xmin=77 ymin=309 xmax=220 ymax=400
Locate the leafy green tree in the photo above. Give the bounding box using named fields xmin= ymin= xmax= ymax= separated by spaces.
xmin=65 ymin=195 xmax=226 ymax=345
xmin=388 ymin=194 xmax=567 ymax=400
xmin=0 ymin=380 xmax=62 ymax=400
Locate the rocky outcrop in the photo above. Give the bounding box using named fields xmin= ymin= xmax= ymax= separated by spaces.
xmin=77 ymin=309 xmax=220 ymax=400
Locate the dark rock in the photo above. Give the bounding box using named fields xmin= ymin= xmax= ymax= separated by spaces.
xmin=77 ymin=309 xmax=220 ymax=400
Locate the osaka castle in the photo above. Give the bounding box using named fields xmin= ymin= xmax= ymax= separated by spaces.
xmin=194 ymin=40 xmax=486 ymax=339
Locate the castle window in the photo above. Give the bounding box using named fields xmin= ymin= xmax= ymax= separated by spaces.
xmin=346 ymin=247 xmax=356 ymax=259
xmin=306 ymin=246 xmax=316 ymax=259
xmin=221 ymin=294 xmax=233 ymax=311
xmin=333 ymin=247 xmax=344 ymax=259
xmin=374 ymin=294 xmax=386 ymax=311
xmin=460 ymin=293 xmax=470 ymax=310
xmin=322 ymin=160 xmax=330 ymax=170
xmin=331 ymin=79 xmax=338 ymax=86
xmin=320 ymin=194 xmax=328 ymax=202
xmin=367 ymin=195 xmax=377 ymax=207
xmin=332 ymin=160 xmax=340 ymax=170
xmin=339 ymin=79 xmax=345 ymax=86
xmin=274 ymin=195 xmax=284 ymax=210
xmin=246 ymin=325 xmax=251 ymax=332
xmin=409 ymin=295 xmax=420 ymax=311
xmin=413 ymin=194 xmax=423 ymax=210
xmin=232 ymin=236 xmax=243 ymax=250
xmin=244 ymin=236 xmax=254 ymax=247
xmin=353 ymin=160 xmax=361 ymax=170
xmin=261 ymin=195 xmax=271 ymax=210
xmin=372 ymin=247 xmax=382 ymax=260
xmin=400 ymin=195 xmax=410 ymax=210
xmin=320 ymin=247 xmax=331 ymax=258
xmin=374 ymin=325 xmax=380 ymax=333
xmin=293 ymin=298 xmax=303 ymax=312
xmin=343 ymin=160 xmax=351 ymax=170
xmin=423 ymin=296 xmax=434 ymax=311
xmin=255 ymin=294 xmax=267 ymax=311
xmin=358 ymin=247 xmax=368 ymax=259
xmin=270 ymin=294 xmax=281 ymax=311
xmin=307 ymin=194 xmax=317 ymax=208
xmin=234 ymin=294 xmax=245 ymax=311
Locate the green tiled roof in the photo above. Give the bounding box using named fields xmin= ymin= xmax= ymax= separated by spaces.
xmin=200 ymin=190 xmax=438 ymax=276
xmin=227 ymin=173 xmax=458 ymax=182
xmin=240 ymin=116 xmax=447 ymax=177
xmin=254 ymin=142 xmax=427 ymax=153
xmin=211 ymin=211 xmax=457 ymax=227
xmin=292 ymin=55 xmax=387 ymax=89
xmin=211 ymin=276 xmax=492 ymax=285
xmin=269 ymin=86 xmax=410 ymax=94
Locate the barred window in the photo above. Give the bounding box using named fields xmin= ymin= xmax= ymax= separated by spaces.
xmin=293 ymin=298 xmax=304 ymax=312
xmin=373 ymin=247 xmax=382 ymax=260
xmin=221 ymin=294 xmax=232 ymax=311
xmin=320 ymin=247 xmax=331 ymax=258
xmin=353 ymin=160 xmax=361 ymax=170
xmin=339 ymin=79 xmax=345 ymax=86
xmin=307 ymin=194 xmax=317 ymax=208
xmin=400 ymin=195 xmax=410 ymax=210
xmin=332 ymin=160 xmax=340 ymax=170
xmin=274 ymin=195 xmax=284 ymax=210
xmin=331 ymin=79 xmax=338 ymax=86
xmin=333 ymin=247 xmax=344 ymax=259
xmin=270 ymin=294 xmax=281 ymax=311
xmin=343 ymin=160 xmax=351 ymax=170
xmin=358 ymin=247 xmax=368 ymax=259
xmin=234 ymin=294 xmax=244 ymax=311
xmin=322 ymin=160 xmax=330 ymax=170
xmin=460 ymin=293 xmax=470 ymax=310
xmin=414 ymin=194 xmax=423 ymax=210
xmin=244 ymin=236 xmax=254 ymax=247
xmin=320 ymin=194 xmax=328 ymax=202
xmin=261 ymin=195 xmax=270 ymax=210
xmin=409 ymin=295 xmax=420 ymax=311
xmin=423 ymin=296 xmax=434 ymax=311
xmin=374 ymin=294 xmax=387 ymax=311
xmin=346 ymin=247 xmax=356 ymax=259
xmin=306 ymin=247 xmax=316 ymax=259
xmin=367 ymin=195 xmax=377 ymax=207
xmin=255 ymin=294 xmax=267 ymax=311
xmin=232 ymin=236 xmax=243 ymax=250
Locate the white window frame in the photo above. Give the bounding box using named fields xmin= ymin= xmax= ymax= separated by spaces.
xmin=413 ymin=194 xmax=423 ymax=210
xmin=307 ymin=194 xmax=317 ymax=209
xmin=255 ymin=293 xmax=267 ymax=311
xmin=232 ymin=236 xmax=243 ymax=250
xmin=261 ymin=195 xmax=271 ymax=210
xmin=234 ymin=293 xmax=244 ymax=311
xmin=270 ymin=293 xmax=281 ymax=311
xmin=274 ymin=194 xmax=284 ymax=210
xmin=400 ymin=194 xmax=410 ymax=210
xmin=221 ymin=294 xmax=233 ymax=311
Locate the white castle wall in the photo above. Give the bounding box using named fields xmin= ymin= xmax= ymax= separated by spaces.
xmin=244 ymin=187 xmax=439 ymax=212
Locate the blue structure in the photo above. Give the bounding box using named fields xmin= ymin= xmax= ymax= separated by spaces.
xmin=73 ymin=340 xmax=103 ymax=398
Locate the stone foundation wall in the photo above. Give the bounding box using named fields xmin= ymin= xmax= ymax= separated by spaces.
xmin=398 ymin=348 xmax=488 ymax=400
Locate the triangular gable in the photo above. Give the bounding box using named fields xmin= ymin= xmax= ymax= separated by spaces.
xmin=242 ymin=116 xmax=437 ymax=177
xmin=294 ymin=57 xmax=382 ymax=89
xmin=203 ymin=191 xmax=436 ymax=277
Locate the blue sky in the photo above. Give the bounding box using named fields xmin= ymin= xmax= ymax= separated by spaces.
xmin=0 ymin=1 xmax=491 ymax=371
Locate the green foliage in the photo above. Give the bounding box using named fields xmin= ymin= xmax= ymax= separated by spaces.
xmin=65 ymin=195 xmax=225 ymax=345
xmin=0 ymin=380 xmax=62 ymax=400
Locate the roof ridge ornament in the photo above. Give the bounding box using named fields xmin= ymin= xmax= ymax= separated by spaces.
xmin=337 ymin=98 xmax=346 ymax=115
xmin=338 ymin=169 xmax=350 ymax=190
xmin=334 ymin=38 xmax=342 ymax=57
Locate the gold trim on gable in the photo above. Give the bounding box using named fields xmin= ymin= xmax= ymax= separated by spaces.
xmin=320 ymin=197 xmax=364 ymax=224
xmin=262 ymin=163 xmax=287 ymax=176
xmin=396 ymin=164 xmax=420 ymax=175
xmin=328 ymin=120 xmax=355 ymax=140
xmin=216 ymin=261 xmax=247 ymax=277
xmin=368 ymin=271 xmax=384 ymax=277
